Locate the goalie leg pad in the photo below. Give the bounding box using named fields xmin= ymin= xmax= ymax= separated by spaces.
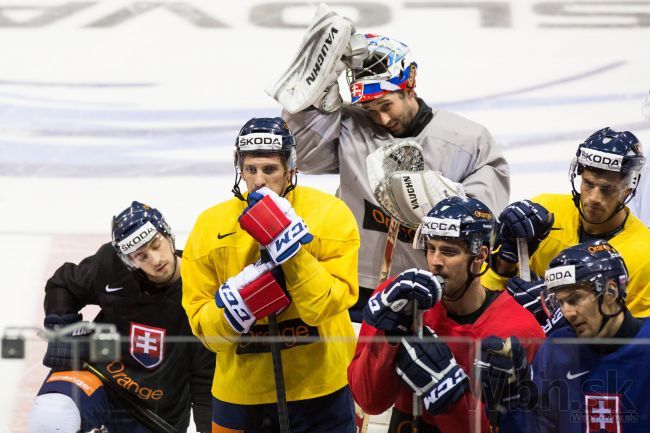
xmin=239 ymin=194 xmax=291 ymax=245
xmin=264 ymin=3 xmax=354 ymax=114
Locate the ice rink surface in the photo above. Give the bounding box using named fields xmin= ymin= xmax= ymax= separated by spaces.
xmin=1 ymin=0 xmax=649 ymax=431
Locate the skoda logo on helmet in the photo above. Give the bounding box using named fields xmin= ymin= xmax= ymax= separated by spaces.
xmin=238 ymin=133 xmax=283 ymax=151
xmin=545 ymin=265 xmax=576 ymax=289
xmin=578 ymin=148 xmax=623 ymax=171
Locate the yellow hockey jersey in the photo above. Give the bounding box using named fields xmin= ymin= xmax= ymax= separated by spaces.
xmin=181 ymin=186 xmax=360 ymax=404
xmin=482 ymin=194 xmax=650 ymax=317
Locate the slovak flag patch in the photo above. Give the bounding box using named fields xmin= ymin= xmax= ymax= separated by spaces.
xmin=351 ymin=82 xmax=364 ymax=100
xmin=130 ymin=322 xmax=166 ymax=369
xmin=585 ymin=394 xmax=621 ymax=433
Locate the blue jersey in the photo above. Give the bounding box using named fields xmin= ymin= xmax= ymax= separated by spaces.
xmin=528 ymin=319 xmax=650 ymax=433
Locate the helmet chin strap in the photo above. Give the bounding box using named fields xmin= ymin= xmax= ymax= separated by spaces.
xmin=570 ymin=177 xmax=629 ymax=226
xmin=594 ymin=293 xmax=625 ymax=336
xmin=442 ymin=255 xmax=487 ymax=302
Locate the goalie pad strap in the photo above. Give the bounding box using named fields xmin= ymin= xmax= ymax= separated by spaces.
xmin=239 ymin=272 xmax=290 ymax=320
xmin=239 ymin=195 xmax=291 ymax=244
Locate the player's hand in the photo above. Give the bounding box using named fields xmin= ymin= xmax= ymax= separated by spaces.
xmin=215 ymin=262 xmax=290 ymax=334
xmin=239 ymin=187 xmax=313 ymax=264
xmin=476 ymin=336 xmax=531 ymax=412
xmin=363 ymin=269 xmax=443 ymax=335
xmin=395 ymin=327 xmax=469 ymax=415
xmin=506 ymin=276 xmax=565 ymax=335
xmin=496 ymin=200 xmax=554 ymax=264
xmin=43 ymin=313 xmax=93 ymax=369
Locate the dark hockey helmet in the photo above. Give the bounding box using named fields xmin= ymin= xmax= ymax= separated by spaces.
xmin=111 ymin=201 xmax=174 ymax=269
xmin=413 ymin=196 xmax=496 ymax=255
xmin=569 ymin=127 xmax=645 ymax=190
xmin=347 ymin=34 xmax=417 ymax=104
xmin=543 ymin=240 xmax=628 ymax=313
xmin=234 ymin=117 xmax=297 ymax=170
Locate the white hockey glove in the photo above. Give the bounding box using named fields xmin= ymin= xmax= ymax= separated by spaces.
xmin=265 ymin=3 xmax=364 ymax=114
xmin=367 ymin=141 xmax=465 ymax=228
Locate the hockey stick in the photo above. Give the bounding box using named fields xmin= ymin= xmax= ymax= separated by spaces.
xmin=516 ymin=238 xmax=531 ymax=282
xmin=412 ymin=301 xmax=424 ymax=433
xmin=260 ymin=248 xmax=291 ymax=433
xmin=354 ymin=216 xmax=401 ymax=433
xmin=486 ymin=240 xmax=530 ymax=432
xmin=83 ymin=362 xmax=180 ymax=433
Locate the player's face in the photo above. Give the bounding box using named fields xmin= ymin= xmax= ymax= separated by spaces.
xmin=361 ymin=90 xmax=419 ymax=137
xmin=579 ymin=169 xmax=629 ymax=224
xmin=128 ymin=233 xmax=178 ymax=284
xmin=425 ymin=239 xmax=473 ymax=296
xmin=554 ymin=287 xmax=603 ymax=338
xmin=242 ymin=154 xmax=292 ymax=196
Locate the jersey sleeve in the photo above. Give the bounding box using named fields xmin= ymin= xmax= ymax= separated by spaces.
xmin=189 ymin=341 xmax=214 ymax=433
xmin=181 ymin=224 xmax=241 ymax=353
xmin=280 ymin=197 xmax=360 ymax=325
xmin=283 ymin=107 xmax=342 ymax=175
xmin=459 ymin=127 xmax=510 ymax=216
xmin=43 ymin=244 xmax=107 ymax=315
xmin=347 ymin=317 xmax=402 ymax=414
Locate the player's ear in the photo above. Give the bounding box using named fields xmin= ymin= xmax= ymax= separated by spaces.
xmin=475 ymin=245 xmax=489 ymax=262
xmin=604 ymin=281 xmax=619 ymax=304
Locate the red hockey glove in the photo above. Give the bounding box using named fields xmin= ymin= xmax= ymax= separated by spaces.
xmin=215 ymin=262 xmax=290 ymax=333
xmin=239 ymin=187 xmax=313 ymax=264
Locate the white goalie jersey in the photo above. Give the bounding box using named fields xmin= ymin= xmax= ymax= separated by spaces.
xmin=284 ymin=104 xmax=510 ymax=289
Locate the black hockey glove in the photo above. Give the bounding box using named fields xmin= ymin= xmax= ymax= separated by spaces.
xmin=476 ymin=336 xmax=531 ymax=413
xmin=495 ymin=200 xmax=554 ymax=264
xmin=364 ymin=268 xmax=443 ymax=335
xmin=506 ymin=275 xmax=566 ymax=335
xmin=395 ymin=327 xmax=469 ymax=416
xmin=43 ymin=313 xmax=93 ymax=370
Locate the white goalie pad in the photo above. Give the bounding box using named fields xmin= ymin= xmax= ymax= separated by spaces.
xmin=265 ymin=3 xmax=355 ymax=114
xmin=367 ymin=141 xmax=465 ymax=228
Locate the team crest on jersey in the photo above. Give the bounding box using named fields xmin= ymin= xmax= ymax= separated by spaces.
xmin=585 ymin=394 xmax=621 ymax=433
xmin=130 ymin=322 xmax=166 ymax=369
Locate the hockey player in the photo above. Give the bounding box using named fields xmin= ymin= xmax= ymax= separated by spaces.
xmin=28 ymin=202 xmax=213 ymax=433
xmin=348 ymin=196 xmax=544 ymax=432
xmin=628 ymin=93 xmax=649 ymax=226
xmin=487 ymin=127 xmax=650 ymax=327
xmin=528 ymin=240 xmax=650 ymax=432
xmin=181 ymin=117 xmax=360 ymax=432
xmin=265 ymin=5 xmax=510 ymax=321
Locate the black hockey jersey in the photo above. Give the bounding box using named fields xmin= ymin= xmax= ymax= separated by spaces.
xmin=44 ymin=242 xmax=214 ymax=432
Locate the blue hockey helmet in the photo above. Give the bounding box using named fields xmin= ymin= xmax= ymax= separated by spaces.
xmin=570 ymin=127 xmax=645 ymax=189
xmin=234 ymin=117 xmax=297 ymax=170
xmin=413 ymin=196 xmax=496 ymax=255
xmin=543 ymin=240 xmax=628 ymax=309
xmin=346 ymin=34 xmax=417 ymax=104
xmin=111 ymin=201 xmax=174 ymax=268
